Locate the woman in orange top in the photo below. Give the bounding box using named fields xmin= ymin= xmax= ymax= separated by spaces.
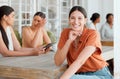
xmin=22 ymin=12 xmax=51 ymax=48
xmin=54 ymin=6 xmax=113 ymax=79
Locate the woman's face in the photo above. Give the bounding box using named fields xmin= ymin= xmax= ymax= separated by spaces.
xmin=96 ymin=17 xmax=100 ymax=23
xmin=32 ymin=15 xmax=46 ymax=27
xmin=69 ymin=10 xmax=87 ymax=32
xmin=5 ymin=12 xmax=15 ymax=26
xmin=108 ymin=15 xmax=113 ymax=24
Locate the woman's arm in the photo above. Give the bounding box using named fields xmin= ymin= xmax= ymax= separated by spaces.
xmin=54 ymin=30 xmax=80 ymax=66
xmin=42 ymin=29 xmax=51 ymax=44
xmin=60 ymin=46 xmax=96 ymax=79
xmin=22 ymin=27 xmax=43 ymax=48
xmin=54 ymin=39 xmax=72 ymax=66
xmin=0 ymin=32 xmax=43 ymax=57
xmin=0 ymin=27 xmax=44 ymax=57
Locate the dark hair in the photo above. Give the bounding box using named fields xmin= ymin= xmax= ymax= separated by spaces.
xmin=90 ymin=13 xmax=100 ymax=22
xmin=69 ymin=6 xmax=87 ymax=18
xmin=0 ymin=5 xmax=14 ymax=49
xmin=106 ymin=13 xmax=113 ymax=20
xmin=34 ymin=12 xmax=46 ymax=19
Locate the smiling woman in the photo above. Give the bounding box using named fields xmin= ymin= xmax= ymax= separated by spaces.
xmin=54 ymin=6 xmax=113 ymax=79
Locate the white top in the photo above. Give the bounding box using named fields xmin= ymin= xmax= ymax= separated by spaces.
xmin=0 ymin=27 xmax=13 ymax=50
xmin=87 ymin=22 xmax=100 ymax=31
xmin=100 ymin=22 xmax=113 ymax=41
xmin=87 ymin=22 xmax=96 ymax=30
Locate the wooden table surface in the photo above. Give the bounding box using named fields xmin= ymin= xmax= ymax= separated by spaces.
xmin=0 ymin=52 xmax=67 ymax=79
xmin=0 ymin=46 xmax=113 ymax=79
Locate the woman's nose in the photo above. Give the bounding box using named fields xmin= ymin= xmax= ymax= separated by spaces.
xmin=74 ymin=19 xmax=79 ymax=25
xmin=34 ymin=21 xmax=38 ymax=24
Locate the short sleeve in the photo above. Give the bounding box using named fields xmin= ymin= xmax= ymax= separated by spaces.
xmin=85 ymin=30 xmax=102 ymax=53
xmin=58 ymin=29 xmax=69 ymax=49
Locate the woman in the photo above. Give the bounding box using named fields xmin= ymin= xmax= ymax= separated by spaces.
xmin=101 ymin=13 xmax=113 ymax=40
xmin=22 ymin=12 xmax=51 ymax=48
xmin=54 ymin=6 xmax=113 ymax=79
xmin=88 ymin=13 xmax=100 ymax=31
xmin=0 ymin=5 xmax=45 ymax=57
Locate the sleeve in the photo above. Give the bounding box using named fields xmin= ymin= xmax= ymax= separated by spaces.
xmin=85 ymin=30 xmax=102 ymax=53
xmin=58 ymin=29 xmax=69 ymax=49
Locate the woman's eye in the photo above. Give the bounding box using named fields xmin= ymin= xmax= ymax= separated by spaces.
xmin=78 ymin=17 xmax=82 ymax=20
xmin=70 ymin=17 xmax=75 ymax=19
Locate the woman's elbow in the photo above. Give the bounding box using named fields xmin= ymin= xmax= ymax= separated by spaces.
xmin=1 ymin=52 xmax=11 ymax=57
xmin=54 ymin=56 xmax=62 ymax=66
xmin=54 ymin=59 xmax=61 ymax=66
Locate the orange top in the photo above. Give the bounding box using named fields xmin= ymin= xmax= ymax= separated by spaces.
xmin=58 ymin=27 xmax=108 ymax=73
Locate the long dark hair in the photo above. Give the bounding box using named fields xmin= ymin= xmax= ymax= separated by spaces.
xmin=90 ymin=13 xmax=100 ymax=22
xmin=69 ymin=6 xmax=87 ymax=18
xmin=0 ymin=5 xmax=14 ymax=49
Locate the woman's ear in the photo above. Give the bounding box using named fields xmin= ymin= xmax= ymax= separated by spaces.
xmin=84 ymin=18 xmax=88 ymax=24
xmin=43 ymin=19 xmax=46 ymax=24
xmin=3 ymin=15 xmax=8 ymax=21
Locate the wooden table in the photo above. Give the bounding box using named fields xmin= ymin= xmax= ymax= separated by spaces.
xmin=0 ymin=52 xmax=67 ymax=79
xmin=0 ymin=46 xmax=113 ymax=79
xmin=101 ymin=40 xmax=113 ymax=46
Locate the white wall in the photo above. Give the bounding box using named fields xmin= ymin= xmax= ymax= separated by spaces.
xmin=102 ymin=0 xmax=113 ymax=24
xmin=80 ymin=0 xmax=113 ymax=32
xmin=114 ymin=0 xmax=120 ymax=78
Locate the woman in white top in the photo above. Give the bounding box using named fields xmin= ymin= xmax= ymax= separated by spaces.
xmin=88 ymin=13 xmax=100 ymax=31
xmin=0 ymin=5 xmax=45 ymax=57
xmin=101 ymin=13 xmax=113 ymax=40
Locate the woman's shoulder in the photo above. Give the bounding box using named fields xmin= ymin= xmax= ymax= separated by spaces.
xmin=86 ymin=28 xmax=98 ymax=35
xmin=23 ymin=26 xmax=30 ymax=29
xmin=60 ymin=28 xmax=71 ymax=37
xmin=22 ymin=26 xmax=31 ymax=32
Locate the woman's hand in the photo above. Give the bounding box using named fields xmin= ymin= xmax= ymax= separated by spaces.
xmin=32 ymin=47 xmax=45 ymax=55
xmin=38 ymin=46 xmax=46 ymax=54
xmin=31 ymin=49 xmax=40 ymax=56
xmin=40 ymin=19 xmax=46 ymax=28
xmin=69 ymin=30 xmax=81 ymax=41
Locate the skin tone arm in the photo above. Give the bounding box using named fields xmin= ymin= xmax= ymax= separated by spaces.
xmin=55 ymin=30 xmax=96 ymax=79
xmin=22 ymin=27 xmax=43 ymax=48
xmin=54 ymin=39 xmax=72 ymax=66
xmin=42 ymin=28 xmax=51 ymax=44
xmin=60 ymin=46 xmax=96 ymax=79
xmin=22 ymin=19 xmax=51 ymax=48
xmin=0 ymin=33 xmax=42 ymax=57
xmin=0 ymin=27 xmax=44 ymax=57
xmin=54 ymin=30 xmax=81 ymax=66
xmin=11 ymin=27 xmax=45 ymax=52
xmin=29 ymin=19 xmax=49 ymax=47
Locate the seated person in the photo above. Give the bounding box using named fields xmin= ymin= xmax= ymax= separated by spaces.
xmin=54 ymin=6 xmax=113 ymax=79
xmin=87 ymin=13 xmax=100 ymax=31
xmin=100 ymin=13 xmax=113 ymax=41
xmin=0 ymin=6 xmax=45 ymax=57
xmin=22 ymin=12 xmax=51 ymax=48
